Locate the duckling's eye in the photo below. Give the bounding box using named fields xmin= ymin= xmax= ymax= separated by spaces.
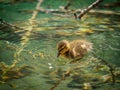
xmin=59 ymin=46 xmax=65 ymax=52
xmin=59 ymin=46 xmax=69 ymax=54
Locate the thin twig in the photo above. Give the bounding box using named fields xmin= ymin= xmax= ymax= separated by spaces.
xmin=0 ymin=18 xmax=24 ymax=30
xmin=50 ymin=79 xmax=63 ymax=90
xmin=92 ymin=52 xmax=115 ymax=84
xmin=50 ymin=71 xmax=70 ymax=90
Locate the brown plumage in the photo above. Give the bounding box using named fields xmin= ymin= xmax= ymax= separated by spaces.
xmin=57 ymin=40 xmax=92 ymax=60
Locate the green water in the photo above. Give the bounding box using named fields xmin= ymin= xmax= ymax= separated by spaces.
xmin=0 ymin=0 xmax=120 ymax=90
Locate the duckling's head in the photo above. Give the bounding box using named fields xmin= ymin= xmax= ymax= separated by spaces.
xmin=57 ymin=40 xmax=70 ymax=57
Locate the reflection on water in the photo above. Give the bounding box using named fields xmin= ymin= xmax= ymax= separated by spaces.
xmin=0 ymin=1 xmax=120 ymax=90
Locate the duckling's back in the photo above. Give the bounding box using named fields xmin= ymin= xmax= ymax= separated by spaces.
xmin=69 ymin=40 xmax=92 ymax=59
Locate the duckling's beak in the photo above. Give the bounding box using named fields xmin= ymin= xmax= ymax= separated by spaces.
xmin=57 ymin=52 xmax=60 ymax=57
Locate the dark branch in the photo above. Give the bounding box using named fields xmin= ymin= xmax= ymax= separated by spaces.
xmin=77 ymin=0 xmax=103 ymax=19
xmin=64 ymin=2 xmax=71 ymax=10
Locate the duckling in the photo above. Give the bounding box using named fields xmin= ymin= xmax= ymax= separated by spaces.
xmin=57 ymin=40 xmax=92 ymax=60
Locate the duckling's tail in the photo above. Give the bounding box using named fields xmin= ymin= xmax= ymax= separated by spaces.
xmin=86 ymin=42 xmax=93 ymax=52
xmin=81 ymin=41 xmax=93 ymax=52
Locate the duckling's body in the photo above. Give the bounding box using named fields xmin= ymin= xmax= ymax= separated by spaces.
xmin=57 ymin=40 xmax=92 ymax=60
